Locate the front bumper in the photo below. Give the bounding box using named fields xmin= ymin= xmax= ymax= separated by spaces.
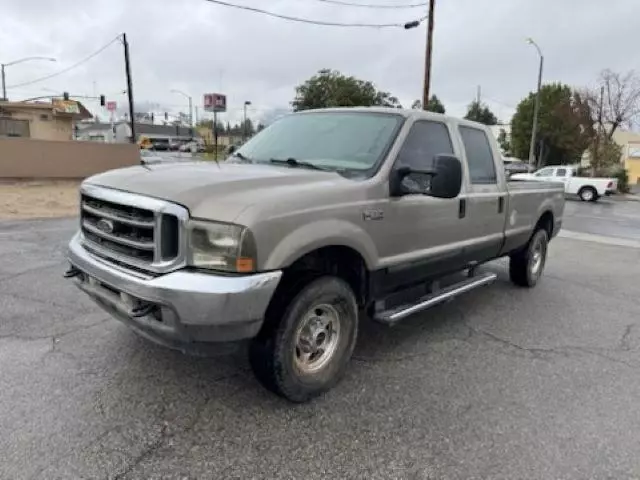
xmin=66 ymin=233 xmax=281 ymax=352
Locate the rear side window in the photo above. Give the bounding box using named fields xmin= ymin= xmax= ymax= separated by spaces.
xmin=396 ymin=120 xmax=454 ymax=170
xmin=556 ymin=168 xmax=567 ymax=176
xmin=458 ymin=126 xmax=497 ymax=184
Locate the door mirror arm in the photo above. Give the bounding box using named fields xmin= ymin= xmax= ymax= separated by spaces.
xmin=389 ymin=166 xmax=437 ymax=196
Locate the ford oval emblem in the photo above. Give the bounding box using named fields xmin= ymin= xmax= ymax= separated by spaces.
xmin=96 ymin=219 xmax=115 ymax=234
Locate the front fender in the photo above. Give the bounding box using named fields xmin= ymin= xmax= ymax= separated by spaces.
xmin=262 ymin=219 xmax=378 ymax=271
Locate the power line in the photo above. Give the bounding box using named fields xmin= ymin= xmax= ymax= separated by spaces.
xmin=202 ymin=0 xmax=425 ymax=27
xmin=311 ymin=0 xmax=428 ymax=8
xmin=7 ymin=36 xmax=121 ymax=89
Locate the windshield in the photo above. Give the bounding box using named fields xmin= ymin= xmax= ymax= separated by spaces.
xmin=232 ymin=111 xmax=404 ymax=174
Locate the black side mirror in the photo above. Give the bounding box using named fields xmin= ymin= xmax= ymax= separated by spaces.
xmin=430 ymin=154 xmax=462 ymax=198
xmin=390 ymin=154 xmax=462 ymax=199
xmin=227 ymin=144 xmax=237 ymax=155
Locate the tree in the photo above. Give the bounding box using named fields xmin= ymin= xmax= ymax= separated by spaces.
xmin=510 ymin=83 xmax=592 ymax=166
xmin=497 ymin=128 xmax=511 ymax=156
xmin=464 ymin=101 xmax=497 ymax=125
xmin=292 ymin=69 xmax=401 ymax=111
xmin=585 ymin=69 xmax=640 ymax=139
xmin=410 ymin=95 xmax=445 ymax=113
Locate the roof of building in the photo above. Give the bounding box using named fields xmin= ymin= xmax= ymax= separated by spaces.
xmin=136 ymin=123 xmax=195 ymax=137
xmin=0 ymin=100 xmax=92 ymax=120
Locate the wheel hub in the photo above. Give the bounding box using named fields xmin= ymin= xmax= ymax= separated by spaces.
xmin=293 ymin=304 xmax=341 ymax=374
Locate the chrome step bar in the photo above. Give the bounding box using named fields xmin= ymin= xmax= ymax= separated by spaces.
xmin=374 ymin=272 xmax=497 ymax=325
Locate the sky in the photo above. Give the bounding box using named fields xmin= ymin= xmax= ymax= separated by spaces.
xmin=1 ymin=0 xmax=638 ymax=126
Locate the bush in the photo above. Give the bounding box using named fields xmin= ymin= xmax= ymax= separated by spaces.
xmin=614 ymin=168 xmax=630 ymax=193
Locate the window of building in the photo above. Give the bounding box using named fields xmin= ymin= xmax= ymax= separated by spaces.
xmin=0 ymin=118 xmax=30 ymax=138
xmin=458 ymin=126 xmax=497 ymax=184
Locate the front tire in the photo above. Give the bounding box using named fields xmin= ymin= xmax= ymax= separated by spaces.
xmin=509 ymin=229 xmax=549 ymax=288
xmin=249 ymin=276 xmax=358 ymax=403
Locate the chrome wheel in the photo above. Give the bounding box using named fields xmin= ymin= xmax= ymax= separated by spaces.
xmin=530 ymin=237 xmax=546 ymax=277
xmin=293 ymin=303 xmax=341 ymax=374
xmin=580 ymin=188 xmax=594 ymax=201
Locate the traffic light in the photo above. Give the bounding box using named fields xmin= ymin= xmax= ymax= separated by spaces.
xmin=63 ymin=92 xmax=69 ymax=101
xmin=100 ymin=95 xmax=105 ymax=107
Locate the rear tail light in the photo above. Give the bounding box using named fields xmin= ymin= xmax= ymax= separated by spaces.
xmin=607 ymin=181 xmax=614 ymax=189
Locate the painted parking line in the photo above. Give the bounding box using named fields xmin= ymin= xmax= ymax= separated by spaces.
xmin=558 ymin=229 xmax=640 ymax=249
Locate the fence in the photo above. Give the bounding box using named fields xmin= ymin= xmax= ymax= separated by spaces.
xmin=0 ymin=137 xmax=140 ymax=179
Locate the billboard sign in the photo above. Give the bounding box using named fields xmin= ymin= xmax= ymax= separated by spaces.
xmin=204 ymin=93 xmax=227 ymax=113
xmin=106 ymin=101 xmax=117 ymax=112
xmin=52 ymin=100 xmax=80 ymax=115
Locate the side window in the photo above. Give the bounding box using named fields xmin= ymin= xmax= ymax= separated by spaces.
xmin=396 ymin=120 xmax=454 ymax=169
xmin=458 ymin=126 xmax=497 ymax=184
xmin=555 ymin=168 xmax=567 ymax=177
xmin=535 ymin=168 xmax=553 ymax=177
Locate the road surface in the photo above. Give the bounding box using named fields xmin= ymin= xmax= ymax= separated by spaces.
xmin=1 ymin=202 xmax=639 ymax=479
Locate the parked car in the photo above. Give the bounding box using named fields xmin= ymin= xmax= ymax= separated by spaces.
xmin=503 ymin=157 xmax=533 ymax=177
xmin=179 ymin=141 xmax=205 ymax=153
xmin=139 ymin=150 xmax=164 ymax=165
xmin=511 ymin=165 xmax=618 ymax=202
xmin=65 ymin=107 xmax=565 ymax=402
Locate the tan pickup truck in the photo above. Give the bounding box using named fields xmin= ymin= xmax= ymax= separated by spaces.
xmin=65 ymin=107 xmax=565 ymax=402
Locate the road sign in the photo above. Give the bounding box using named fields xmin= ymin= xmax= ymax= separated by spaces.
xmin=204 ymin=93 xmax=227 ymax=113
xmin=106 ymin=101 xmax=117 ymax=112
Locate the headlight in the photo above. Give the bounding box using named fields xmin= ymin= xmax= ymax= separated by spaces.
xmin=187 ymin=221 xmax=257 ymax=273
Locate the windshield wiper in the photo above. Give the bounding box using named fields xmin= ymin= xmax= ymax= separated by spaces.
xmin=269 ymin=157 xmax=329 ymax=171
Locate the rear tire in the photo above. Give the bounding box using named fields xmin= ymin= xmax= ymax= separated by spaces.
xmin=578 ymin=186 xmax=597 ymax=202
xmin=249 ymin=276 xmax=358 ymax=403
xmin=509 ymin=229 xmax=549 ymax=288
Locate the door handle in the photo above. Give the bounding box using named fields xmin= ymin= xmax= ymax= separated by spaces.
xmin=498 ymin=196 xmax=504 ymax=214
xmin=458 ymin=198 xmax=466 ymax=218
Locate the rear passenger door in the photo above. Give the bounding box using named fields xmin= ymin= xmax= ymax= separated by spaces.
xmin=457 ymin=125 xmax=506 ymax=262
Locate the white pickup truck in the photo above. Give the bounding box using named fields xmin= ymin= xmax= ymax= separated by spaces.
xmin=511 ymin=166 xmax=617 ymax=202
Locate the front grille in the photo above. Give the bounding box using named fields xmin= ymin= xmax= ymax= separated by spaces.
xmin=79 ymin=187 xmax=187 ymax=273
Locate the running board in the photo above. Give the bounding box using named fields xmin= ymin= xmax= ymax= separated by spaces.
xmin=373 ymin=272 xmax=497 ymax=325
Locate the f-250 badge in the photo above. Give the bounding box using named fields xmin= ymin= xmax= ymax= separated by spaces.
xmin=363 ymin=209 xmax=384 ymax=221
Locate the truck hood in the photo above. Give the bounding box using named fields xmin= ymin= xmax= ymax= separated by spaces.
xmin=85 ymin=161 xmax=349 ymax=222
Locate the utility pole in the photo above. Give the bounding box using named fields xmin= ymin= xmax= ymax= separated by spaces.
xmin=1 ymin=65 xmax=6 ymax=101
xmin=122 ymin=33 xmax=136 ymax=144
xmin=476 ymin=85 xmax=481 ymax=105
xmin=592 ymin=85 xmax=605 ymax=175
xmin=422 ymin=0 xmax=436 ymax=110
xmin=526 ymin=38 xmax=544 ymax=168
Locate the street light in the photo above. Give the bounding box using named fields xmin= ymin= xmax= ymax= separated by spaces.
xmin=170 ymin=88 xmax=193 ymax=138
xmin=243 ymin=101 xmax=252 ymax=141
xmin=1 ymin=56 xmax=56 ymax=101
xmin=526 ymin=38 xmax=544 ymax=168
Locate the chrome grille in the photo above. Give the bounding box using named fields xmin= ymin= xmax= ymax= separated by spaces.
xmin=79 ymin=185 xmax=188 ymax=274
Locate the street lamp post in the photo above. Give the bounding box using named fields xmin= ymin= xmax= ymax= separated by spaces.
xmin=170 ymin=89 xmax=193 ymax=138
xmin=1 ymin=56 xmax=57 ymax=101
xmin=526 ymin=38 xmax=544 ymax=168
xmin=243 ymin=101 xmax=252 ymax=141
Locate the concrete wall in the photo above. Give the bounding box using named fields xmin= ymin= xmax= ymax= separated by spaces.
xmin=0 ymin=137 xmax=140 ymax=179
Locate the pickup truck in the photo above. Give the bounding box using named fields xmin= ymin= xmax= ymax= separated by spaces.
xmin=511 ymin=165 xmax=617 ymax=202
xmin=65 ymin=107 xmax=565 ymax=402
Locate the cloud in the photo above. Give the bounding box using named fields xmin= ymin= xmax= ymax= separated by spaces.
xmin=1 ymin=0 xmax=638 ymax=124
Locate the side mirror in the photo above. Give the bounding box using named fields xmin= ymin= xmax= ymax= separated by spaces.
xmin=390 ymin=154 xmax=462 ymax=199
xmin=227 ymin=144 xmax=237 ymax=155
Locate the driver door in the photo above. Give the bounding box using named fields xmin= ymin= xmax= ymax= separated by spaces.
xmin=374 ymin=119 xmax=469 ymax=290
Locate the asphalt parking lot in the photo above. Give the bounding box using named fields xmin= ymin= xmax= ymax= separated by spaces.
xmin=1 ymin=201 xmax=640 ymax=479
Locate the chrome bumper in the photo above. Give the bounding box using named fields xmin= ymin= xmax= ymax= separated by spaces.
xmin=66 ymin=233 xmax=281 ymax=350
